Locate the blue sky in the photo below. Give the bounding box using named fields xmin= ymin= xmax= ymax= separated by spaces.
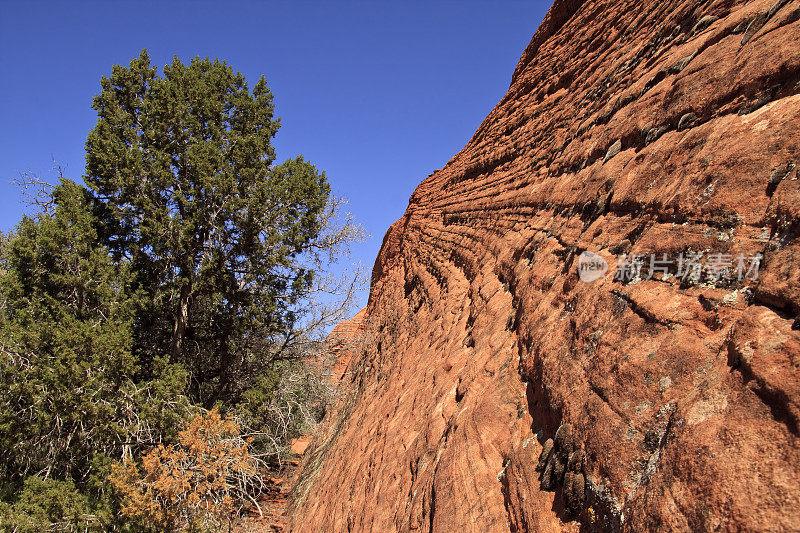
xmin=0 ymin=1 xmax=549 ymax=309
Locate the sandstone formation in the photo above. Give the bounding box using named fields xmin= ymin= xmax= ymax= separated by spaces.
xmin=289 ymin=0 xmax=800 ymax=530
xmin=326 ymin=307 xmax=368 ymax=382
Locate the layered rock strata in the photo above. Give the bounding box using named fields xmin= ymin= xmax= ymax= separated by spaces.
xmin=290 ymin=0 xmax=800 ymax=530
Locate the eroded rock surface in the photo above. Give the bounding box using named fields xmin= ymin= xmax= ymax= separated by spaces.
xmin=289 ymin=0 xmax=800 ymax=530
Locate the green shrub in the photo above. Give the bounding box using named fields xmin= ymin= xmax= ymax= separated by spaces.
xmin=0 ymin=476 xmax=98 ymax=532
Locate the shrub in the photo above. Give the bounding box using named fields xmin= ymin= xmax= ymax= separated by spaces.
xmin=235 ymin=357 xmax=334 ymax=463
xmin=0 ymin=476 xmax=99 ymax=532
xmin=110 ymin=408 xmax=264 ymax=532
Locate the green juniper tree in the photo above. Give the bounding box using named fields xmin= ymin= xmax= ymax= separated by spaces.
xmin=0 ymin=179 xmax=189 ymax=528
xmin=84 ymin=51 xmax=332 ymax=406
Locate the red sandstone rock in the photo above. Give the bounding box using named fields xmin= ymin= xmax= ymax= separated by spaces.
xmin=290 ymin=435 xmax=313 ymax=456
xmin=289 ymin=0 xmax=800 ymax=531
xmin=326 ymin=307 xmax=368 ymax=382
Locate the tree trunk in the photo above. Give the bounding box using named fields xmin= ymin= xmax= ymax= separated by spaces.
xmin=170 ymin=282 xmax=191 ymax=360
xmin=209 ymin=331 xmax=233 ymax=407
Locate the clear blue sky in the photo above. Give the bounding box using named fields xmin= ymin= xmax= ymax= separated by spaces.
xmin=0 ymin=1 xmax=549 ymax=309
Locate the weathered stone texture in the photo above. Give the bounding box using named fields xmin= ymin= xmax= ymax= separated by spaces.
xmin=289 ymin=0 xmax=800 ymax=530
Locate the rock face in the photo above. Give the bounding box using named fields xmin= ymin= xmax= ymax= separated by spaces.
xmin=289 ymin=0 xmax=800 ymax=530
xmin=326 ymin=307 xmax=368 ymax=382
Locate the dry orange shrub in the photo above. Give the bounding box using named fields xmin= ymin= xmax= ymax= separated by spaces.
xmin=110 ymin=408 xmax=259 ymax=531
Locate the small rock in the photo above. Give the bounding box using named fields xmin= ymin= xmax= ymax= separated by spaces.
xmin=722 ymin=291 xmax=739 ymax=305
xmin=610 ymin=238 xmax=632 ymax=255
xmin=738 ymin=90 xmax=775 ymax=115
xmin=677 ymin=112 xmax=698 ymax=131
xmin=644 ymin=125 xmax=668 ymax=144
xmin=505 ymin=311 xmax=516 ymax=331
xmin=603 ymin=139 xmax=622 ymax=163
xmin=693 ymin=15 xmax=718 ymax=34
xmin=555 ymin=423 xmax=572 ymax=449
xmin=462 ymin=333 xmax=474 ymax=348
xmin=541 ymin=457 xmax=555 ymax=489
xmin=567 ymin=449 xmax=584 ymax=472
xmin=699 ymin=294 xmax=719 ymax=312
xmin=732 ymin=19 xmax=749 ymax=34
xmin=741 ymin=13 xmax=769 ymax=45
xmin=619 ymin=93 xmax=637 ymax=107
xmin=562 ymin=438 xmax=575 ymax=456
xmin=536 ymin=438 xmax=554 ymax=471
xmin=669 ymin=51 xmax=697 ymax=74
xmin=643 ymin=68 xmax=668 ymax=93
xmin=552 ymin=455 xmax=566 ymax=485
xmin=644 ymin=427 xmax=663 ymax=452
xmin=792 ymin=316 xmax=799 ymax=331
xmin=596 ymin=106 xmax=615 ymax=125
xmin=767 ymin=162 xmax=794 ymax=196
xmin=564 ymin=472 xmax=576 ymax=508
xmin=767 ymin=0 xmax=790 ymax=18
xmin=568 ymin=473 xmax=586 ymax=510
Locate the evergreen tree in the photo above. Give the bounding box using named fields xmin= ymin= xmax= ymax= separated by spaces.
xmin=0 ymin=179 xmax=188 ymax=525
xmin=84 ymin=51 xmax=331 ymax=405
